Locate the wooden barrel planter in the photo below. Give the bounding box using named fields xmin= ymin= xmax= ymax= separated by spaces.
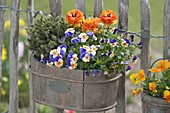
xmin=142 ymin=93 xmax=170 ymax=113
xmin=29 ymin=54 xmax=122 ymax=112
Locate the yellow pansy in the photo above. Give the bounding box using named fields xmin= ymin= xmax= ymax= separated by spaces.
xmin=131 ymin=88 xmax=143 ymax=96
xmin=130 ymin=73 xmax=139 ymax=84
xmin=137 ymin=70 xmax=146 ymax=82
xmin=2 ymin=46 xmax=7 ymax=61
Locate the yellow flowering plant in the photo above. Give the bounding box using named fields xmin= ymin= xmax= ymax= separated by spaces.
xmin=27 ymin=9 xmax=142 ymax=76
xmin=130 ymin=59 xmax=170 ymax=102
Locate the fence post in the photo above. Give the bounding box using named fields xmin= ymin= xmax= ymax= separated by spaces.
xmin=94 ymin=0 xmax=103 ymax=17
xmin=163 ymin=0 xmax=170 ymax=59
xmin=115 ymin=0 xmax=129 ymax=113
xmin=0 ymin=0 xmax=6 ymax=100
xmin=49 ymin=0 xmax=62 ymax=16
xmin=27 ymin=0 xmax=38 ymax=113
xmin=9 ymin=0 xmax=20 ymax=113
xmin=140 ymin=0 xmax=150 ymax=113
xmin=75 ymin=0 xmax=86 ymax=17
xmin=140 ymin=0 xmax=150 ymax=73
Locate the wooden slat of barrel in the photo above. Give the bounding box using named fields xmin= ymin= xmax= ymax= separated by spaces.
xmin=30 ymin=56 xmax=84 ymax=110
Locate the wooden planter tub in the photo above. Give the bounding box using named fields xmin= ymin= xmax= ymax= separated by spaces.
xmin=142 ymin=93 xmax=170 ymax=113
xmin=29 ymin=54 xmax=122 ymax=112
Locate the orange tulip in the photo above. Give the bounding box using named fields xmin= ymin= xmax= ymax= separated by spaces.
xmin=100 ymin=10 xmax=117 ymax=25
xmin=66 ymin=9 xmax=84 ymax=27
xmin=149 ymin=82 xmax=157 ymax=93
xmin=164 ymin=90 xmax=170 ymax=102
xmin=82 ymin=17 xmax=100 ymax=33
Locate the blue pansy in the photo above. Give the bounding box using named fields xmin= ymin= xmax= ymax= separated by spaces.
xmin=126 ymin=66 xmax=131 ymax=71
xmin=100 ymin=38 xmax=105 ymax=43
xmin=87 ymin=31 xmax=94 ymax=37
xmin=85 ymin=71 xmax=89 ymax=76
xmin=80 ymin=47 xmax=86 ymax=53
xmin=108 ymin=51 xmax=112 ymax=56
xmin=124 ymin=38 xmax=131 ymax=46
xmin=58 ymin=44 xmax=67 ymax=53
xmin=71 ymin=37 xmax=81 ymax=44
xmin=113 ymin=28 xmax=118 ymax=34
xmin=65 ymin=32 xmax=74 ymax=38
xmin=97 ymin=70 xmax=102 ymax=75
xmin=130 ymin=35 xmax=134 ymax=42
xmin=109 ymin=38 xmax=116 ymax=43
xmin=59 ymin=36 xmax=65 ymax=43
xmin=92 ymin=70 xmax=96 ymax=76
xmin=137 ymin=41 xmax=142 ymax=47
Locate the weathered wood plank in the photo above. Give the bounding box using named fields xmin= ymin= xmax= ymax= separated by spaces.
xmin=75 ymin=0 xmax=86 ymax=17
xmin=94 ymin=0 xmax=103 ymax=17
xmin=140 ymin=0 xmax=150 ymax=73
xmin=140 ymin=0 xmax=150 ymax=112
xmin=30 ymin=56 xmax=83 ymax=112
xmin=9 ymin=0 xmax=20 ymax=112
xmin=49 ymin=0 xmax=62 ymax=16
xmin=142 ymin=93 xmax=170 ymax=113
xmin=116 ymin=0 xmax=129 ymax=113
xmin=163 ymin=0 xmax=170 ymax=59
xmin=0 ymin=0 xmax=6 ymax=100
xmin=27 ymin=0 xmax=38 ymax=113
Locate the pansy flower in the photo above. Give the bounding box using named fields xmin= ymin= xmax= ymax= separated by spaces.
xmin=40 ymin=54 xmax=46 ymax=63
xmin=126 ymin=66 xmax=131 ymax=71
xmin=86 ymin=47 xmax=96 ymax=57
xmin=80 ymin=53 xmax=90 ymax=62
xmin=130 ymin=35 xmax=134 ymax=42
xmin=109 ymin=38 xmax=117 ymax=47
xmin=86 ymin=31 xmax=94 ymax=37
xmin=132 ymin=55 xmax=138 ymax=63
xmin=100 ymin=38 xmax=105 ymax=44
xmin=121 ymin=61 xmax=128 ymax=65
xmin=90 ymin=45 xmax=98 ymax=51
xmin=164 ymin=90 xmax=170 ymax=102
xmin=149 ymin=82 xmax=157 ymax=93
xmin=97 ymin=70 xmax=102 ymax=75
xmin=110 ymin=27 xmax=118 ymax=34
xmin=78 ymin=33 xmax=89 ymax=42
xmin=92 ymin=70 xmax=96 ymax=76
xmin=54 ymin=58 xmax=63 ymax=67
xmin=46 ymin=59 xmax=53 ymax=66
xmin=57 ymin=44 xmax=67 ymax=53
xmin=49 ymin=49 xmax=61 ymax=59
xmin=65 ymin=28 xmax=75 ymax=38
xmin=71 ymin=37 xmax=81 ymax=44
xmin=68 ymin=62 xmax=77 ymax=70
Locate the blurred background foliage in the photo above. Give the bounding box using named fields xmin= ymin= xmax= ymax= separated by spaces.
xmin=1 ymin=0 xmax=164 ymax=113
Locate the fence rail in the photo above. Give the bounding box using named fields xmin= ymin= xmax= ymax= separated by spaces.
xmin=0 ymin=0 xmax=170 ymax=113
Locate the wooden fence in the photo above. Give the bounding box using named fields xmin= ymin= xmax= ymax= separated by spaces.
xmin=0 ymin=0 xmax=170 ymax=113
